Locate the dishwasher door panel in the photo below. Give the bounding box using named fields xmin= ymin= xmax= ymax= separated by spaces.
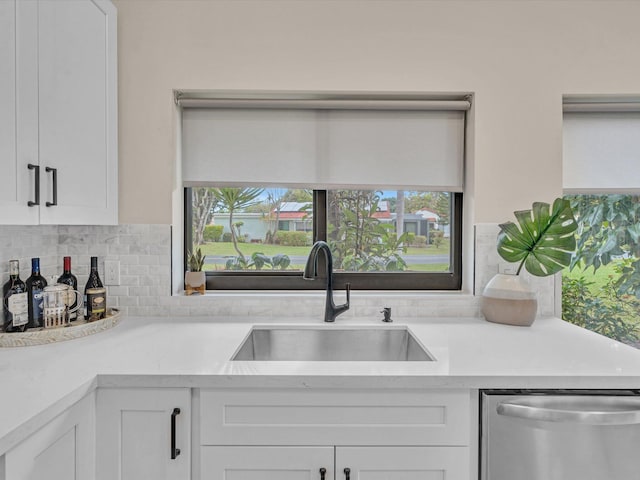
xmin=481 ymin=392 xmax=640 ymax=480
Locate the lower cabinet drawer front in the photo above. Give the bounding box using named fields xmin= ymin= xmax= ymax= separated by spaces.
xmin=201 ymin=446 xmax=334 ymax=480
xmin=199 ymin=389 xmax=470 ymax=446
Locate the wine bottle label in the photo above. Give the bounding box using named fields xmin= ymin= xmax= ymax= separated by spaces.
xmin=32 ymin=289 xmax=44 ymax=324
xmin=86 ymin=288 xmax=106 ymax=321
xmin=8 ymin=293 xmax=28 ymax=327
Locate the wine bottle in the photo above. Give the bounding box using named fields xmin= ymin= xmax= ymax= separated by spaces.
xmin=3 ymin=260 xmax=29 ymax=332
xmin=84 ymin=257 xmax=105 ymax=320
xmin=26 ymin=257 xmax=47 ymax=328
xmin=57 ymin=256 xmax=78 ymax=321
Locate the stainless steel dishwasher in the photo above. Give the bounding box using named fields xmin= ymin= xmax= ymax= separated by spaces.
xmin=481 ymin=390 xmax=640 ymax=480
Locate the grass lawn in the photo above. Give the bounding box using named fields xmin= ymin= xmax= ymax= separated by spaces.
xmin=562 ymin=261 xmax=621 ymax=294
xmin=198 ymin=242 xmax=450 ymax=272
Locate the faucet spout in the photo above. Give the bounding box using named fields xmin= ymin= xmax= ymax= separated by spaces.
xmin=303 ymin=241 xmax=350 ymax=322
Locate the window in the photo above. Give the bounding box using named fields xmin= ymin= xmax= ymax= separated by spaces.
xmin=179 ymin=92 xmax=469 ymax=290
xmin=561 ymin=97 xmax=640 ymax=347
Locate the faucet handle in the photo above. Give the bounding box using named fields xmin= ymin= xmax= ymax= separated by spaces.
xmin=344 ymin=283 xmax=351 ymax=307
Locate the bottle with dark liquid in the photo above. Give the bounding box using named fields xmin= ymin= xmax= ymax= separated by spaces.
xmin=57 ymin=256 xmax=78 ymax=321
xmin=3 ymin=260 xmax=29 ymax=332
xmin=26 ymin=257 xmax=47 ymax=328
xmin=84 ymin=256 xmax=105 ymax=320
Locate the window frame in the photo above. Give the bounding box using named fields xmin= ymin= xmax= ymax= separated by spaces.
xmin=184 ymin=189 xmax=463 ymax=291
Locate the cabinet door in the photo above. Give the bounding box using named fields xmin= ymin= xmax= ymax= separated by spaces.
xmin=0 ymin=0 xmax=39 ymax=224
xmin=201 ymin=446 xmax=334 ymax=480
xmin=4 ymin=392 xmax=96 ymax=480
xmin=37 ymin=0 xmax=117 ymax=225
xmin=336 ymin=446 xmax=469 ymax=480
xmin=96 ymin=388 xmax=190 ymax=480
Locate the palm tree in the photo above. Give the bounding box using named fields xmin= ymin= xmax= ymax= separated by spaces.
xmin=214 ymin=188 xmax=264 ymax=261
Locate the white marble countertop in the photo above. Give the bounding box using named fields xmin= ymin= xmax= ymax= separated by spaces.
xmin=2 ymin=314 xmax=640 ymax=454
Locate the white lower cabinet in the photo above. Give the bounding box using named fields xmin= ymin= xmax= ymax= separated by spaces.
xmin=3 ymin=392 xmax=95 ymax=480
xmin=198 ymin=388 xmax=472 ymax=480
xmin=201 ymin=445 xmax=469 ymax=480
xmin=96 ymin=388 xmax=191 ymax=480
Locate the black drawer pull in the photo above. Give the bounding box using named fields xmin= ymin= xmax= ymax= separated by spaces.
xmin=320 ymin=467 xmax=326 ymax=480
xmin=171 ymin=407 xmax=181 ymax=459
xmin=27 ymin=164 xmax=39 ymax=206
xmin=45 ymin=166 xmax=57 ymax=207
xmin=344 ymin=467 xmax=351 ymax=480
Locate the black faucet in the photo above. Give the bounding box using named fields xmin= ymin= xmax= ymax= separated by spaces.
xmin=303 ymin=241 xmax=350 ymax=322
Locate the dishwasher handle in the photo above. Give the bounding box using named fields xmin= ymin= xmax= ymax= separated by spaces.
xmin=497 ymin=396 xmax=640 ymax=425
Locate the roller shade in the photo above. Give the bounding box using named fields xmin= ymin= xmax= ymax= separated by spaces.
xmin=181 ymin=95 xmax=467 ymax=191
xmin=563 ymin=109 xmax=640 ymax=193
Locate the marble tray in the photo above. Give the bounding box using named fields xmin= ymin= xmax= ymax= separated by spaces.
xmin=0 ymin=310 xmax=122 ymax=347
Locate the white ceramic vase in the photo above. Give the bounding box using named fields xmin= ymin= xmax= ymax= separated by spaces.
xmin=185 ymin=271 xmax=206 ymax=295
xmin=481 ymin=273 xmax=538 ymax=326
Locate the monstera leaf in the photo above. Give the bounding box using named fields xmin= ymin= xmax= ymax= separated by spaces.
xmin=497 ymin=198 xmax=578 ymax=277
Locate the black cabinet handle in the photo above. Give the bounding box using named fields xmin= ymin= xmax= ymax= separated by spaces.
xmin=27 ymin=164 xmax=39 ymax=206
xmin=45 ymin=166 xmax=57 ymax=207
xmin=319 ymin=467 xmax=326 ymax=480
xmin=344 ymin=467 xmax=351 ymax=480
xmin=170 ymin=407 xmax=181 ymax=459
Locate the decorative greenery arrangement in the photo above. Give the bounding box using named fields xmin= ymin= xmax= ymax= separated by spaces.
xmin=187 ymin=248 xmax=206 ymax=272
xmin=224 ymin=252 xmax=291 ymax=271
xmin=497 ymin=198 xmax=578 ymax=276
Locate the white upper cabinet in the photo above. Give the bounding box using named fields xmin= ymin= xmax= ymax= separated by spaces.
xmin=0 ymin=0 xmax=117 ymax=225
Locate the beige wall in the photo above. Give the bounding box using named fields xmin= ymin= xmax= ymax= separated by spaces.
xmin=114 ymin=0 xmax=640 ymax=224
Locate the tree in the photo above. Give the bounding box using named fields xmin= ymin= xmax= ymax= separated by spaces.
xmin=567 ymin=194 xmax=640 ymax=298
xmin=214 ymin=188 xmax=264 ymax=262
xmin=192 ymin=187 xmax=218 ymax=246
xmin=405 ymin=192 xmax=435 ymax=213
xmin=281 ymin=189 xmax=313 ymax=203
xmin=396 ymin=190 xmax=405 ymax=241
xmin=433 ymin=192 xmax=451 ymax=226
xmin=264 ymin=189 xmax=286 ymax=244
xmin=328 ymin=190 xmax=408 ymax=271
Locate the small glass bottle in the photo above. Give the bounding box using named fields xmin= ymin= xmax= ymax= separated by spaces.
xmin=26 ymin=257 xmax=47 ymax=328
xmin=2 ymin=260 xmax=29 ymax=332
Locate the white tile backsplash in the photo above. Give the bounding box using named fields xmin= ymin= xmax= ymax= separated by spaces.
xmin=0 ymin=223 xmax=556 ymax=319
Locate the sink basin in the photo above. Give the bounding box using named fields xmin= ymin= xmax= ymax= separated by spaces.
xmin=231 ymin=326 xmax=434 ymax=361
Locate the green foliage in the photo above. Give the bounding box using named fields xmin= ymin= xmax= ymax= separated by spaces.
xmin=275 ymin=231 xmax=309 ymax=246
xmin=567 ymin=194 xmax=640 ymax=298
xmin=498 ymin=198 xmax=578 ymax=276
xmin=430 ymin=231 xmax=444 ymax=247
xmin=203 ymin=225 xmax=223 ymax=242
xmin=562 ymin=275 xmax=640 ymax=345
xmin=328 ymin=190 xmax=408 ymax=272
xmin=191 ymin=187 xmax=219 ymax=246
xmin=406 ymin=232 xmax=416 ymax=245
xmin=222 ymin=232 xmax=233 ymax=243
xmin=224 ymin=253 xmax=291 ymax=271
xmin=186 ymin=248 xmax=206 ymax=272
xmin=413 ymin=235 xmax=427 ymax=247
xmin=281 ymin=189 xmax=313 ymax=203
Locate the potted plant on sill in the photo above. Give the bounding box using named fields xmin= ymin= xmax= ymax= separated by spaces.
xmin=185 ymin=248 xmax=206 ymax=295
xmin=481 ymin=198 xmax=578 ymax=326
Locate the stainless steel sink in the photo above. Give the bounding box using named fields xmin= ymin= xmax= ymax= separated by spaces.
xmin=231 ymin=327 xmax=434 ymax=361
